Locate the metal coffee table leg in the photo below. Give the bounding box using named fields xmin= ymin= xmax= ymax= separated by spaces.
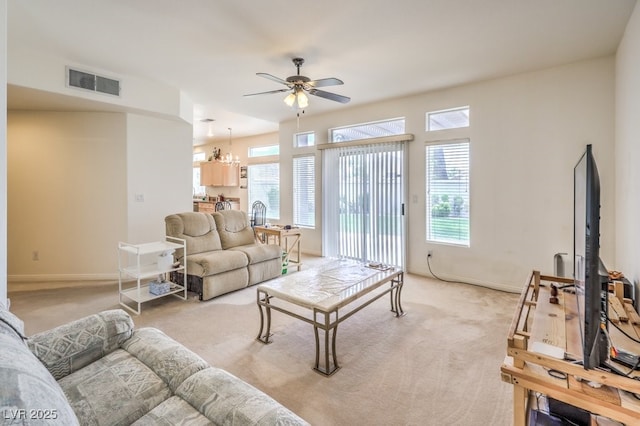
xmin=313 ymin=309 xmax=339 ymax=376
xmin=256 ymin=266 xmax=405 ymax=375
xmin=391 ymin=272 xmax=405 ymax=317
xmin=256 ymin=289 xmax=273 ymax=343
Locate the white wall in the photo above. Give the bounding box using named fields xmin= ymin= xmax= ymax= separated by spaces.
xmin=8 ymin=112 xmax=128 ymax=280
xmin=126 ymin=113 xmax=193 ymax=243
xmin=615 ymin=3 xmax=640 ymax=295
xmin=277 ymin=56 xmax=615 ymax=292
xmin=8 ymin=48 xmax=192 ymax=124
xmin=7 ymin=111 xmax=193 ymax=282
xmin=4 ymin=0 xmax=196 ymax=286
xmin=1 ymin=0 xmax=7 ymax=307
xmin=9 ymin=55 xmax=608 ymax=293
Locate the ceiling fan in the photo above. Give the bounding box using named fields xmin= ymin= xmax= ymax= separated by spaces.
xmin=244 ymin=57 xmax=350 ymax=109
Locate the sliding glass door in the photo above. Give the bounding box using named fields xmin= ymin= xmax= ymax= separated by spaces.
xmin=322 ymin=141 xmax=406 ymax=268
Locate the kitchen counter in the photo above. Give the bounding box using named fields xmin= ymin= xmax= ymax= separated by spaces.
xmin=193 ymin=198 xmax=240 ymax=213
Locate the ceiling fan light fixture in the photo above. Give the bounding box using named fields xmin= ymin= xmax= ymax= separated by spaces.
xmin=284 ymin=92 xmax=296 ymax=107
xmin=296 ymin=90 xmax=308 ymax=108
xmin=252 ymin=57 xmax=349 ymax=112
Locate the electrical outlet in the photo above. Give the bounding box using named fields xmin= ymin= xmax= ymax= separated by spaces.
xmin=32 ymin=251 xmax=39 ymax=261
xmin=427 ymin=250 xmax=433 ymax=258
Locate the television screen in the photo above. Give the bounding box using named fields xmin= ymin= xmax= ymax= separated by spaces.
xmin=574 ymin=144 xmax=608 ymax=370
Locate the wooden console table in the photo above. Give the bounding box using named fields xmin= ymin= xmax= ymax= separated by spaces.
xmin=501 ymin=270 xmax=640 ymax=425
xmin=254 ymin=225 xmax=302 ymax=271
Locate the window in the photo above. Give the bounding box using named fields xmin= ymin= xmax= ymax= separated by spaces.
xmin=322 ymin=141 xmax=406 ymax=267
xmin=294 ymin=132 xmax=315 ymax=148
xmin=425 ymin=140 xmax=470 ymax=246
xmin=193 ymin=152 xmax=206 ymax=197
xmin=427 ymin=106 xmax=470 ymax=131
xmin=249 ymin=145 xmax=279 ymax=157
xmin=293 ymin=155 xmax=315 ymax=227
xmin=248 ymin=163 xmax=279 ymax=219
xmin=329 ymin=118 xmax=405 ymax=143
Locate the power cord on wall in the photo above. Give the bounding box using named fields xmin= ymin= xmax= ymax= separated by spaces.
xmin=426 ymin=254 xmax=459 ymax=284
xmin=426 ymin=253 xmax=518 ymax=294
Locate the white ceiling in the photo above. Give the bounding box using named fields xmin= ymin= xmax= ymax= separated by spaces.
xmin=7 ymin=0 xmax=636 ymax=144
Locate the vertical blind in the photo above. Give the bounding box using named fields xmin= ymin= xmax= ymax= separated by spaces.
xmin=323 ymin=141 xmax=405 ymax=267
xmin=425 ymin=140 xmax=470 ymax=246
xmin=293 ymin=155 xmax=315 ymax=227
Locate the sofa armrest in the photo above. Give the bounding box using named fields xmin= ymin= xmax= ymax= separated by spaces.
xmin=176 ymin=368 xmax=310 ymax=425
xmin=27 ymin=309 xmax=134 ymax=380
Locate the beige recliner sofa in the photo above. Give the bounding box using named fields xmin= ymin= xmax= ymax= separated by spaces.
xmin=165 ymin=210 xmax=282 ymax=301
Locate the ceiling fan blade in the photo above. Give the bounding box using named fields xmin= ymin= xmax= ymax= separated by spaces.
xmin=243 ymin=88 xmax=290 ymax=97
xmin=307 ymin=77 xmax=344 ymax=88
xmin=308 ymin=89 xmax=351 ymax=104
xmin=256 ymin=73 xmax=291 ymax=86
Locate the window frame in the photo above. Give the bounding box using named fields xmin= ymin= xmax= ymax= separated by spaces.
xmin=426 ymin=106 xmax=470 ymax=132
xmin=292 ymin=154 xmax=315 ymax=228
xmin=294 ymin=131 xmax=315 ymax=148
xmin=425 ymin=139 xmax=470 ymax=247
xmin=193 ymin=152 xmax=206 ymax=197
xmin=247 ymin=162 xmax=280 ymax=220
xmin=248 ymin=145 xmax=279 ymax=158
xmin=328 ymin=117 xmax=406 ymax=143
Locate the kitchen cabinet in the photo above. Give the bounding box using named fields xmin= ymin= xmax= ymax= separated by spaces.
xmin=200 ymin=161 xmax=240 ymax=186
xmin=193 ymin=201 xmax=215 ymax=213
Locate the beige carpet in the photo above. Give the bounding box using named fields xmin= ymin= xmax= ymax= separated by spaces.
xmin=8 ymin=262 xmax=518 ymax=426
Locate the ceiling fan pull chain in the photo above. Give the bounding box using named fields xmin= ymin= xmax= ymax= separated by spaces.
xmin=296 ymin=109 xmax=305 ymax=129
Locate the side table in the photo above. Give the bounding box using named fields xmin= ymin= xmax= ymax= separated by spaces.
xmin=254 ymin=225 xmax=302 ymax=272
xmin=117 ymin=237 xmax=187 ymax=314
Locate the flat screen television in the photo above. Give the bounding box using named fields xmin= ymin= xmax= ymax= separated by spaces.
xmin=574 ymin=144 xmax=609 ymax=370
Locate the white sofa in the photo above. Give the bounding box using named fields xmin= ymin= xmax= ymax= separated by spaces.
xmin=0 ymin=305 xmax=308 ymax=425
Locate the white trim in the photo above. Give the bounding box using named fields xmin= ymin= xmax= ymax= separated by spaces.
xmin=8 ymin=273 xmax=118 ymax=283
xmin=409 ymin=270 xmax=519 ymax=294
xmin=424 ymin=137 xmax=470 ymax=146
xmin=317 ymin=133 xmax=414 ymax=150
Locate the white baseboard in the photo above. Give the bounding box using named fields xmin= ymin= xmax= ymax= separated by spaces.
xmin=407 ymin=269 xmax=521 ymax=294
xmin=8 ymin=273 xmax=118 ymax=283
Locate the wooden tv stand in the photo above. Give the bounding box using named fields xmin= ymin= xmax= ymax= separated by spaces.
xmin=501 ymin=270 xmax=640 ymax=425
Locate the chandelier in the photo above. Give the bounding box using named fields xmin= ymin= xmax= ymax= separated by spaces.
xmin=220 ymin=127 xmax=240 ymax=165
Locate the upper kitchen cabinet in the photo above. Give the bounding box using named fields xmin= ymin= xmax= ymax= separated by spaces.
xmin=200 ymin=161 xmax=240 ymax=187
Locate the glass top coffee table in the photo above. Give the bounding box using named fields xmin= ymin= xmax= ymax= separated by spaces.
xmin=256 ymin=258 xmax=405 ymax=376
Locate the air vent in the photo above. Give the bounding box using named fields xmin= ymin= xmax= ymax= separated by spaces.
xmin=67 ymin=67 xmax=121 ymax=97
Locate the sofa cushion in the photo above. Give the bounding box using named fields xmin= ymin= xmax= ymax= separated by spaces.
xmin=121 ymin=328 xmax=210 ymax=393
xmin=58 ymin=349 xmax=171 ymax=425
xmin=213 ymin=210 xmax=256 ymax=249
xmin=0 ymin=308 xmax=79 ymax=425
xmin=165 ymin=212 xmax=222 ymax=256
xmin=186 ymin=249 xmax=248 ymax=277
xmin=131 ymin=395 xmax=212 ymax=425
xmin=28 ymin=309 xmax=134 ymax=380
xmin=231 ymin=243 xmax=282 ymax=264
xmin=200 ymin=268 xmax=250 ymax=301
xmin=176 ymin=367 xmax=309 ymax=425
